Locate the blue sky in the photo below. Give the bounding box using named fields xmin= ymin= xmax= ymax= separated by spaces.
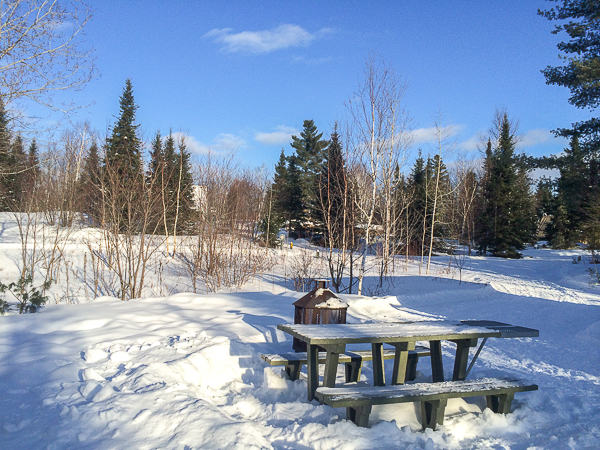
xmin=56 ymin=0 xmax=590 ymax=170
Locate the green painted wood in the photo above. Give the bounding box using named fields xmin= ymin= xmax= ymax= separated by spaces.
xmin=390 ymin=341 xmax=416 ymax=385
xmin=421 ymin=399 xmax=447 ymax=430
xmin=315 ymin=378 xmax=538 ymax=409
xmin=371 ymin=343 xmax=385 ymax=386
xmin=307 ymin=344 xmax=319 ymax=401
xmin=277 ymin=322 xmax=501 ymax=346
xmin=261 ymin=346 xmax=431 ymax=366
xmin=345 ymin=361 xmax=362 ymax=383
xmin=323 ymin=344 xmax=345 ymax=388
xmin=452 ymin=338 xmax=478 ymax=381
xmin=430 ymin=341 xmax=444 ymax=382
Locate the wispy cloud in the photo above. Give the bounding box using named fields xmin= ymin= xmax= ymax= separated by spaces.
xmin=204 ymin=24 xmax=331 ymax=54
xmin=170 ymin=131 xmax=246 ymax=154
xmin=459 ymin=134 xmax=483 ymax=152
xmin=255 ymin=125 xmax=299 ymax=145
xmin=520 ymin=129 xmax=552 ymax=148
xmin=459 ymin=128 xmax=557 ymax=153
xmin=410 ymin=124 xmax=463 ymax=145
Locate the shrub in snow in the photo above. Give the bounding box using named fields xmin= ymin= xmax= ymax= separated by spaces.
xmin=0 ymin=275 xmax=51 ymax=314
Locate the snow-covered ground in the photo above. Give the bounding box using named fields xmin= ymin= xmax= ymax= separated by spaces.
xmin=0 ymin=215 xmax=599 ymax=449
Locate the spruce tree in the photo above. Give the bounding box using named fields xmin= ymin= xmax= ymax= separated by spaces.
xmin=105 ymin=79 xmax=142 ymax=178
xmin=408 ymin=150 xmax=427 ymax=254
xmin=290 ymin=120 xmax=329 ymax=234
xmin=271 ymin=149 xmax=289 ymax=219
xmin=6 ymin=135 xmax=26 ymax=207
xmin=321 ymin=128 xmax=348 ymax=247
xmin=0 ymin=99 xmax=12 ymax=211
xmin=80 ymin=141 xmax=102 ymax=223
xmin=148 ymin=131 xmax=163 ymax=181
xmin=172 ymin=136 xmax=195 ymax=233
xmin=24 ymin=139 xmax=40 ymax=194
xmin=286 ymin=155 xmax=305 ymax=235
xmin=477 ymin=114 xmax=537 ymax=257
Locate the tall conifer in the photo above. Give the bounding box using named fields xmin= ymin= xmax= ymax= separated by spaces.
xmin=105 ymin=79 xmax=142 ymax=178
xmin=290 ymin=120 xmax=329 ymax=233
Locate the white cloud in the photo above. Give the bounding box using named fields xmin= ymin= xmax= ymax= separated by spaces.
xmin=459 ymin=128 xmax=558 ymax=153
xmin=169 ymin=131 xmax=246 ymax=154
xmin=520 ymin=129 xmax=552 ymax=148
xmin=204 ymin=24 xmax=329 ymax=54
xmin=410 ymin=124 xmax=463 ymax=145
xmin=213 ymin=133 xmax=247 ymax=151
xmin=255 ymin=126 xmax=299 ymax=145
xmin=459 ymin=134 xmax=483 ymax=152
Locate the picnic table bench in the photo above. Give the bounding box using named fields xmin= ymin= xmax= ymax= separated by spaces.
xmin=315 ymin=378 xmax=538 ymax=429
xmin=261 ymin=345 xmax=430 ymax=383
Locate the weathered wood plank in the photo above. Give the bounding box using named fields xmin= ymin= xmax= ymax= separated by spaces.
xmin=261 ymin=346 xmax=430 ymax=366
xmin=315 ymin=378 xmax=538 ymax=408
xmin=316 ymin=378 xmax=537 ymax=430
xmin=277 ymin=322 xmax=501 ymax=346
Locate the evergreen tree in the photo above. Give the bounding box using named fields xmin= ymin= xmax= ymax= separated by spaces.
xmin=581 ymin=158 xmax=600 ymax=251
xmin=290 ymin=120 xmax=329 ymax=234
xmin=534 ymin=176 xmax=555 ymax=242
xmin=426 ymin=153 xmax=451 ymax=246
xmin=24 ymin=139 xmax=40 ymax=194
xmin=271 ymin=149 xmax=289 ymax=219
xmin=260 ymin=187 xmax=285 ymax=247
xmin=407 ymin=150 xmax=427 ymax=254
xmin=539 ymin=0 xmax=600 ymax=155
xmin=556 ymin=135 xmax=587 ymax=246
xmin=477 ymin=113 xmax=537 ymax=258
xmin=320 ymin=128 xmax=348 ymax=247
xmin=148 ymin=131 xmax=163 ymax=181
xmin=105 ymin=79 xmax=142 ymax=178
xmin=80 ymin=141 xmax=102 ymax=223
xmin=5 ymin=135 xmax=26 ymax=207
xmin=0 ymin=99 xmax=12 ymax=211
xmin=172 ymin=136 xmax=195 ymax=233
xmin=286 ymin=155 xmax=305 ymax=234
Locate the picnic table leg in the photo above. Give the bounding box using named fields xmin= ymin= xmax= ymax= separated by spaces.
xmin=429 ymin=340 xmax=444 ymax=382
xmin=451 ymin=338 xmax=478 ymax=381
xmin=390 ymin=341 xmax=416 ymax=385
xmin=306 ymin=344 xmax=319 ymax=401
xmin=322 ymin=344 xmax=345 ymax=388
xmin=372 ymin=343 xmax=385 ymax=386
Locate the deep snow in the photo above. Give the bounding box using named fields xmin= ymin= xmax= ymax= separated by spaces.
xmin=0 ymin=216 xmax=599 ymax=449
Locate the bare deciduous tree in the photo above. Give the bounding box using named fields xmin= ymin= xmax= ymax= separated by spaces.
xmin=345 ymin=55 xmax=412 ymax=295
xmin=0 ymin=0 xmax=96 ymax=115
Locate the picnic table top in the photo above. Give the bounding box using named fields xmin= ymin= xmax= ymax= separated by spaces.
xmin=277 ymin=320 xmax=538 ymax=345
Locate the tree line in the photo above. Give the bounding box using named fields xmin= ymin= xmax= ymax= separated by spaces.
xmin=1 ymin=0 xmax=600 ymax=305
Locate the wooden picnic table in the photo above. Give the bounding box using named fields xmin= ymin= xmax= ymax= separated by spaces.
xmin=277 ymin=320 xmax=538 ymax=401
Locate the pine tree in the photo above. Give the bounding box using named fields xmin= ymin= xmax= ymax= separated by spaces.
xmin=539 ymin=0 xmax=600 ymax=155
xmin=556 ymin=135 xmax=587 ymax=246
xmin=105 ymin=79 xmax=142 ymax=178
xmin=477 ymin=114 xmax=537 ymax=258
xmin=290 ymin=120 xmax=329 ymax=234
xmin=271 ymin=149 xmax=289 ymax=219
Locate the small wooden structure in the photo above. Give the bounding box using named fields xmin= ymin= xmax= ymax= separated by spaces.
xmin=292 ymin=279 xmax=348 ymax=352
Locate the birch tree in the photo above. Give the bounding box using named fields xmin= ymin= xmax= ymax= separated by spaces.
xmin=345 ymin=55 xmax=412 ymax=295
